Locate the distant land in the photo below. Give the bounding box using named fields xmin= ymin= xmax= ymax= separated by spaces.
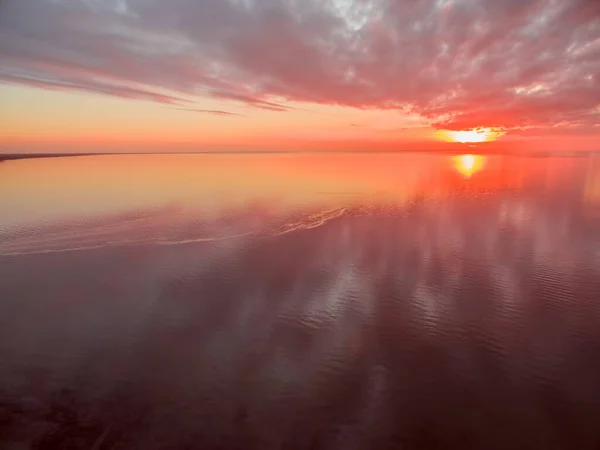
xmin=1 ymin=149 xmax=599 ymax=162
xmin=0 ymin=153 xmax=103 ymax=162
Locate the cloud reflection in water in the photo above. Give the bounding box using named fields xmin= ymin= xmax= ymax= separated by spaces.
xmin=1 ymin=153 xmax=600 ymax=449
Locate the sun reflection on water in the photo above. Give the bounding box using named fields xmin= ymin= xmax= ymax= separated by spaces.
xmin=452 ymin=154 xmax=486 ymax=178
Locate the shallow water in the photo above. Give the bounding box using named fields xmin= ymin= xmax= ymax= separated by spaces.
xmin=1 ymin=153 xmax=600 ymax=449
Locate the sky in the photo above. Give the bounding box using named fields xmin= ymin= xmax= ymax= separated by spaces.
xmin=1 ymin=0 xmax=599 ymax=153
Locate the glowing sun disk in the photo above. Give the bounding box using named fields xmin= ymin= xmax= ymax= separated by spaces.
xmin=436 ymin=128 xmax=505 ymax=143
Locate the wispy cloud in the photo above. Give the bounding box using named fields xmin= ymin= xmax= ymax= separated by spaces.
xmin=173 ymin=107 xmax=245 ymax=116
xmin=208 ymin=90 xmax=291 ymax=111
xmin=0 ymin=71 xmax=186 ymax=104
xmin=1 ymin=0 xmax=599 ymax=132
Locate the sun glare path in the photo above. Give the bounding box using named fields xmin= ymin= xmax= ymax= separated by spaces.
xmin=436 ymin=128 xmax=505 ymax=143
xmin=453 ymin=154 xmax=486 ymax=178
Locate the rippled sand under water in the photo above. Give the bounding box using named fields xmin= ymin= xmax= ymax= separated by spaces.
xmin=1 ymin=153 xmax=600 ymax=449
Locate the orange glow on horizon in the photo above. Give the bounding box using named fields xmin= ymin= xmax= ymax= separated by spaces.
xmin=453 ymin=154 xmax=486 ymax=178
xmin=3 ymin=85 xmax=600 ymax=152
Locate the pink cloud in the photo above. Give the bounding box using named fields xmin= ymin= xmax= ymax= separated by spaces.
xmin=1 ymin=0 xmax=599 ymax=132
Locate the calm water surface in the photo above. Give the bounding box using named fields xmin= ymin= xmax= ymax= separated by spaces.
xmin=1 ymin=153 xmax=600 ymax=449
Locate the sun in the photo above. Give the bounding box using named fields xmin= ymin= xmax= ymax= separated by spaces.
xmin=435 ymin=128 xmax=505 ymax=143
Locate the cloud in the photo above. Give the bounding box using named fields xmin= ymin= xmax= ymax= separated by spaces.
xmin=1 ymin=0 xmax=599 ymax=131
xmin=0 ymin=71 xmax=185 ymax=104
xmin=173 ymin=107 xmax=245 ymax=116
xmin=208 ymin=90 xmax=291 ymax=111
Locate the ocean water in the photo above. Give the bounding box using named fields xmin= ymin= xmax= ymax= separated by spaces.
xmin=1 ymin=152 xmax=600 ymax=449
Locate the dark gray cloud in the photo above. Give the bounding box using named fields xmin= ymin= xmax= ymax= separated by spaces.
xmin=1 ymin=0 xmax=599 ymax=130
